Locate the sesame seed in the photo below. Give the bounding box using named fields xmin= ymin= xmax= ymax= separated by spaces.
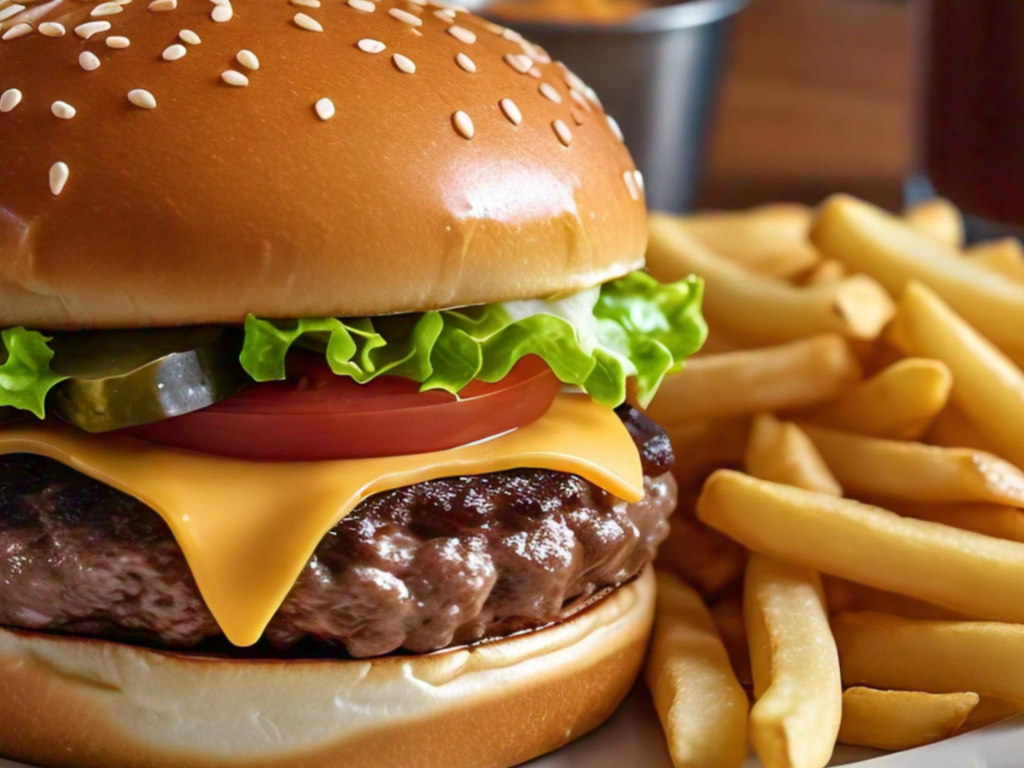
xmin=446 ymin=25 xmax=475 ymax=44
xmin=0 ymin=4 xmax=25 ymax=23
xmin=623 ymin=171 xmax=639 ymax=201
xmin=569 ymin=88 xmax=591 ymax=112
xmin=539 ymin=83 xmax=562 ymax=104
xmin=552 ymin=119 xmax=571 ymax=146
xmin=563 ymin=68 xmax=586 ymax=93
xmin=499 ymin=97 xmax=521 ymax=126
xmin=527 ymin=68 xmax=541 ymax=79
xmin=388 ymin=7 xmax=421 ymax=25
xmin=503 ymin=53 xmax=531 ymax=74
xmin=236 ymin=49 xmax=259 ymax=70
xmin=571 ymin=109 xmax=584 ymax=126
xmin=502 ymin=28 xmax=522 ymax=42
xmin=91 ymin=1 xmax=123 ymax=16
xmin=105 ymin=36 xmax=130 ymax=48
xmin=347 ymin=0 xmax=375 ymax=12
xmin=357 ymin=38 xmax=385 ymax=53
xmin=127 ymin=89 xmax=157 ymax=109
xmin=407 ymin=0 xmax=427 ymax=6
xmin=634 ymin=170 xmax=645 ymax=192
xmin=38 ymin=22 xmax=65 ymax=37
xmin=74 ymin=21 xmax=111 ymax=39
xmin=49 ymin=162 xmax=69 ymax=196
xmin=392 ymin=53 xmax=415 ymax=73
xmin=606 ymin=115 xmax=623 ymax=142
xmin=149 ymin=0 xmax=177 ymax=10
xmin=455 ymin=52 xmax=476 ymax=73
xmin=482 ymin=20 xmax=505 ymax=35
xmin=51 ymin=100 xmax=76 ymax=120
xmin=315 ymin=97 xmax=335 ymax=120
xmin=161 ymin=43 xmax=185 ymax=60
xmin=79 ymin=51 xmax=101 ymax=70
xmin=221 ymin=70 xmax=249 ymax=87
xmin=584 ymin=85 xmax=601 ymax=108
xmin=433 ymin=8 xmax=454 ymax=20
xmin=291 ymin=0 xmax=320 ymax=7
xmin=293 ymin=12 xmax=322 ymax=31
xmin=179 ymin=29 xmax=200 ymax=44
xmin=452 ymin=110 xmax=474 ymax=139
xmin=211 ymin=3 xmax=232 ymax=21
xmin=0 ymin=88 xmax=22 ymax=113
xmin=520 ymin=40 xmax=550 ymax=63
xmin=1 ymin=22 xmax=31 ymax=40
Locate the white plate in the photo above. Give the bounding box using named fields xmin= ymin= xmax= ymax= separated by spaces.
xmin=1 ymin=685 xmax=1020 ymax=768
xmin=528 ymin=685 xmax=1024 ymax=768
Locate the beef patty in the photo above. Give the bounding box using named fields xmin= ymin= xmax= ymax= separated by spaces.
xmin=0 ymin=406 xmax=676 ymax=658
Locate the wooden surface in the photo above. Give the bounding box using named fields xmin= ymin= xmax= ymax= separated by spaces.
xmin=697 ymin=0 xmax=913 ymax=210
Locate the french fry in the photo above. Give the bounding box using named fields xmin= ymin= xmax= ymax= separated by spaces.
xmin=675 ymin=204 xmax=820 ymax=278
xmin=904 ymin=198 xmax=964 ymax=249
xmin=800 ymin=358 xmax=952 ymax=440
xmin=895 ymin=281 xmax=1024 ymax=471
xmin=959 ymin=697 xmax=1024 ymax=733
xmin=966 ymin=238 xmax=1024 ymax=284
xmin=645 ymin=571 xmax=749 ymax=768
xmin=799 ymin=423 xmax=1024 ymax=505
xmin=800 ymin=259 xmax=847 ymax=286
xmin=696 ymin=470 xmax=1024 ymax=625
xmin=838 ymin=688 xmax=978 ymax=750
xmin=664 ymin=418 xmax=749 ymax=491
xmin=812 ymin=195 xmax=1024 ymax=351
xmin=833 ymin=612 xmax=1024 ymax=704
xmin=657 ymin=513 xmax=748 ymax=598
xmin=821 ymin=577 xmax=965 ymax=621
xmin=926 ymin=406 xmax=1004 ymax=455
xmin=744 ymin=414 xmax=842 ymax=496
xmin=709 ymin=592 xmax=752 ymax=686
xmin=744 ymin=554 xmax=841 ymax=768
xmin=648 ymin=214 xmax=894 ymax=344
xmin=874 ymin=500 xmax=1024 ymax=543
xmin=647 ymin=336 xmax=861 ymax=425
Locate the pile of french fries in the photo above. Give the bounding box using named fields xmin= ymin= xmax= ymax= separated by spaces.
xmin=641 ymin=195 xmax=1024 ymax=767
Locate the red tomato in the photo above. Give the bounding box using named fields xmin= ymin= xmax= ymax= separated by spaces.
xmin=124 ymin=354 xmax=562 ymax=461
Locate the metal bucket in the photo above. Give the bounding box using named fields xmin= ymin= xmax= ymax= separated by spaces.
xmin=482 ymin=0 xmax=748 ymax=212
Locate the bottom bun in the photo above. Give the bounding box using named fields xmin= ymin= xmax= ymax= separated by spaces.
xmin=0 ymin=565 xmax=655 ymax=768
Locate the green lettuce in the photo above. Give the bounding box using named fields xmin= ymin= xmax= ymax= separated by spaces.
xmin=240 ymin=271 xmax=706 ymax=408
xmin=0 ymin=328 xmax=68 ymax=418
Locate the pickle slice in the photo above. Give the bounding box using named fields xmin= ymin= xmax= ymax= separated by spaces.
xmin=49 ymin=327 xmax=247 ymax=433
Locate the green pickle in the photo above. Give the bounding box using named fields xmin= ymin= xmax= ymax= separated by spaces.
xmin=49 ymin=327 xmax=247 ymax=433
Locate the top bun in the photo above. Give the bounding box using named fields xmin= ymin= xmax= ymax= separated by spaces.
xmin=0 ymin=0 xmax=646 ymax=329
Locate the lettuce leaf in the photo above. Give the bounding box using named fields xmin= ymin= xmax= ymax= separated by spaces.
xmin=0 ymin=328 xmax=68 ymax=418
xmin=241 ymin=271 xmax=706 ymax=407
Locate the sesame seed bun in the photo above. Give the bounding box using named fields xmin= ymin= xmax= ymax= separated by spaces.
xmin=0 ymin=567 xmax=654 ymax=768
xmin=0 ymin=0 xmax=645 ymax=329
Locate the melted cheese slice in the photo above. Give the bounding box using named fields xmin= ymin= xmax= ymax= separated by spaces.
xmin=0 ymin=395 xmax=642 ymax=647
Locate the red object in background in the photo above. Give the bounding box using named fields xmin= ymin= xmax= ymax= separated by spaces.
xmin=922 ymin=1 xmax=1024 ymax=227
xmin=125 ymin=354 xmax=563 ymax=462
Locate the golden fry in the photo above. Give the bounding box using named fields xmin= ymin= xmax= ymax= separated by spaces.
xmin=799 ymin=423 xmax=1024 ymax=506
xmin=925 ymin=406 xmax=1005 ymax=455
xmin=709 ymin=593 xmax=752 ymax=686
xmin=656 ymin=514 xmax=748 ymax=599
xmin=904 ymin=198 xmax=964 ymax=249
xmin=648 ymin=214 xmax=894 ymax=344
xmin=801 ymin=358 xmax=951 ymax=440
xmin=665 ymin=417 xmax=749 ymax=491
xmin=959 ymin=697 xmax=1023 ymax=733
xmin=696 ymin=470 xmax=1024 ymax=624
xmin=966 ymin=238 xmax=1024 ymax=284
xmin=834 ymin=612 xmax=1024 ymax=704
xmin=647 ymin=336 xmax=861 ymax=425
xmin=800 ymin=259 xmax=847 ymax=286
xmin=745 ymin=554 xmax=841 ymax=768
xmin=821 ymin=577 xmax=964 ymax=621
xmin=878 ymin=500 xmax=1024 ymax=543
xmin=745 ymin=414 xmax=842 ymax=496
xmin=676 ymin=204 xmax=819 ymax=278
xmin=896 ymin=281 xmax=1024 ymax=470
xmin=645 ymin=571 xmax=749 ymax=768
xmin=838 ymin=688 xmax=977 ymax=750
xmin=812 ymin=195 xmax=1024 ymax=351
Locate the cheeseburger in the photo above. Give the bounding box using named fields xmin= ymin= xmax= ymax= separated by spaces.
xmin=0 ymin=1 xmax=705 ymax=766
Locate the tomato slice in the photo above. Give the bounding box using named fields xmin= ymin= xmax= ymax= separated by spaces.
xmin=123 ymin=354 xmax=562 ymax=461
